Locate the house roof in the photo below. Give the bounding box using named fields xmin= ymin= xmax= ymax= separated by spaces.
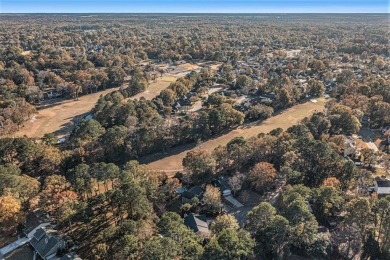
xmin=30 ymin=228 xmax=65 ymax=259
xmin=182 ymin=186 xmax=204 ymax=200
xmin=188 ymin=186 xmax=203 ymax=195
xmin=184 ymin=213 xmax=210 ymax=234
xmin=212 ymin=180 xmax=230 ymax=192
xmin=376 ymin=180 xmax=390 ymax=188
xmin=33 ymin=227 xmax=46 ymax=241
xmin=24 ymin=210 xmax=51 ymax=235
xmin=182 ymin=191 xmax=197 ymax=200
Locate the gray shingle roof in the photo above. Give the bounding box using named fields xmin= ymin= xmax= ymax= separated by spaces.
xmin=30 ymin=228 xmax=65 ymax=259
xmin=377 ymin=180 xmax=390 ymax=187
xmin=188 ymin=186 xmax=203 ymax=196
xmin=24 ymin=210 xmax=51 ymax=235
xmin=182 ymin=186 xmax=204 ymax=201
xmin=32 ymin=227 xmax=46 ymax=241
xmin=184 ymin=213 xmax=210 ymax=234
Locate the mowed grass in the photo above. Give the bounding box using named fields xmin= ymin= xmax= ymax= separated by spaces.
xmin=12 ymin=65 xmax=195 ymax=139
xmin=162 ymin=76 xmax=178 ymax=82
xmin=128 ymin=79 xmax=172 ymax=101
xmin=147 ymin=98 xmax=327 ymax=173
xmin=13 ymin=87 xmax=121 ymax=139
xmin=13 ymin=72 xmax=185 ymax=139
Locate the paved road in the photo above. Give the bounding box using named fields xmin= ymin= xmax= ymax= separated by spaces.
xmin=228 ymin=205 xmax=254 ymax=227
xmin=0 ymin=237 xmax=29 ymax=256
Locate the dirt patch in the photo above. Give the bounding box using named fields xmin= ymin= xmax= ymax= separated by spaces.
xmin=146 ymin=98 xmax=327 ymax=172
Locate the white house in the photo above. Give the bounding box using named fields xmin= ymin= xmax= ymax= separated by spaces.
xmin=344 ymin=136 xmax=357 ymax=157
xmin=286 ymin=49 xmax=302 ymax=58
xmin=373 ymin=180 xmax=390 ymax=196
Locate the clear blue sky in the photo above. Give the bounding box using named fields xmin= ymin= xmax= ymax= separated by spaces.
xmin=1 ymin=0 xmax=388 ymax=13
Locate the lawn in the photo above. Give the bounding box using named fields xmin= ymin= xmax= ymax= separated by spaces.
xmin=12 ymin=61 xmax=202 ymax=139
xmin=161 ymin=76 xmax=178 ymax=82
xmin=13 ymin=73 xmax=181 ymax=139
xmin=13 ymin=87 xmax=122 ymax=139
xmin=128 ymin=79 xmax=172 ymax=101
xmin=146 ymin=98 xmax=327 ymax=173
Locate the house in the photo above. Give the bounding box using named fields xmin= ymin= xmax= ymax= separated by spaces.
xmin=286 ymin=49 xmax=302 ymax=58
xmin=373 ymin=179 xmax=390 ymax=197
xmin=211 ymin=179 xmax=231 ymax=197
xmin=181 ymin=186 xmax=204 ymax=204
xmin=23 ymin=210 xmax=52 ymax=239
xmin=344 ymin=136 xmax=357 ymax=157
xmin=2 ymin=211 xmax=80 ymax=260
xmin=30 ymin=228 xmax=66 ymax=260
xmin=184 ymin=213 xmax=210 ymax=236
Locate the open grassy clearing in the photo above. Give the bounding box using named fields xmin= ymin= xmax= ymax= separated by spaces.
xmin=127 ymin=78 xmax=173 ymax=101
xmin=146 ymin=98 xmax=327 ymax=173
xmin=12 ymin=63 xmax=200 ymax=139
xmin=173 ymin=63 xmax=200 ymax=73
xmin=14 ymin=77 xmax=174 ymax=139
xmin=13 ymin=87 xmax=122 ymax=138
xmin=161 ymin=76 xmax=178 ymax=82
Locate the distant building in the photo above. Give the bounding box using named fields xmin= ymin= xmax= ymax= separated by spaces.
xmin=211 ymin=179 xmax=231 ymax=197
xmin=344 ymin=136 xmax=357 ymax=157
xmin=181 ymin=186 xmax=204 ymax=204
xmin=286 ymin=49 xmax=302 ymax=58
xmin=184 ymin=213 xmax=210 ymax=236
xmin=373 ymin=179 xmax=390 ymax=197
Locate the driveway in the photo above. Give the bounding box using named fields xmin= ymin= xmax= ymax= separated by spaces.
xmin=0 ymin=237 xmax=29 ymax=256
xmin=229 ymin=205 xmax=254 ymax=227
xmin=228 ymin=188 xmax=282 ymax=227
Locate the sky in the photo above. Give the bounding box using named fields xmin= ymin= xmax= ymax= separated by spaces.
xmin=1 ymin=0 xmax=389 ymax=13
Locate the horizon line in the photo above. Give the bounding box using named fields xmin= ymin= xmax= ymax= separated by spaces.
xmin=1 ymin=12 xmax=389 ymax=14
